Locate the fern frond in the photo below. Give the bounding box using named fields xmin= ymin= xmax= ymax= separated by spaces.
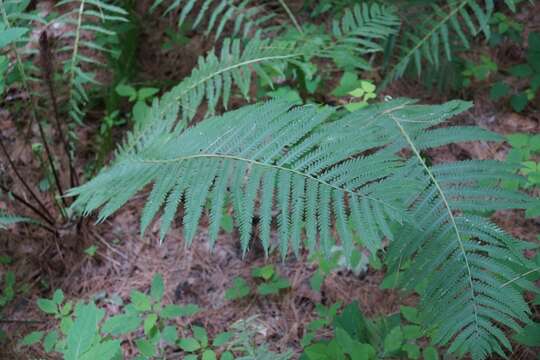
xmin=70 ymin=100 xmax=412 ymax=258
xmin=150 ymin=0 xmax=276 ymax=39
xmin=55 ymin=0 xmax=128 ymax=124
xmin=329 ymin=3 xmax=400 ymax=54
xmin=282 ymin=2 xmax=400 ymax=72
xmin=162 ymin=37 xmax=299 ymax=122
xmin=385 ymin=0 xmax=493 ymax=84
xmin=383 ymin=107 xmax=533 ymax=360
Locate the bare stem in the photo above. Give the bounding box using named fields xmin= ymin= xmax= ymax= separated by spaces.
xmin=0 ymin=137 xmax=54 ymax=224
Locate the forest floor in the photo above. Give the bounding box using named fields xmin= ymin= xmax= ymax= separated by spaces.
xmin=1 ymin=1 xmax=539 ymax=359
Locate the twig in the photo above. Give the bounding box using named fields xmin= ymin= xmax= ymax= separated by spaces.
xmin=0 ymin=137 xmax=54 ymax=225
xmin=0 ymin=185 xmax=51 ymax=226
xmin=92 ymin=231 xmax=128 ymax=260
xmin=0 ymin=319 xmax=45 ymax=324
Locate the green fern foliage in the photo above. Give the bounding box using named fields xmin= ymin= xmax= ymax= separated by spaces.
xmin=288 ymin=2 xmax=400 ymax=71
xmin=150 ymin=0 xmax=276 ymax=39
xmin=328 ymin=3 xmax=400 ymax=56
xmin=70 ymin=97 xmax=534 ymax=359
xmin=385 ymin=0 xmax=494 ymax=83
xmin=381 ymin=101 xmax=533 ymax=360
xmin=70 ymin=100 xmax=412 ymax=257
xmin=160 ymin=36 xmax=299 ymax=123
xmin=55 ymin=0 xmax=128 ymax=124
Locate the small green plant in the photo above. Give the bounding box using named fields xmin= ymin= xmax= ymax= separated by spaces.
xmin=301 ymin=302 xmax=342 ymax=347
xmin=490 ymin=32 xmax=540 ymax=112
xmin=331 ymin=72 xmax=377 ymax=111
xmin=178 ymin=325 xmax=234 ymax=360
xmin=462 ymin=55 xmax=497 ymax=87
xmin=225 ymin=277 xmax=251 ymax=301
xmin=20 ymin=274 xmax=201 ymax=359
xmin=251 ymin=265 xmax=290 ymax=296
xmin=115 ymin=84 xmax=160 ymax=125
xmin=224 ymin=265 xmax=290 ymax=301
xmin=301 ymin=302 xmax=440 ymax=360
xmin=488 ymin=11 xmax=523 ymax=46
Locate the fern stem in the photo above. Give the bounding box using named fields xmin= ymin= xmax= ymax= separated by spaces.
xmin=277 ymin=0 xmax=303 ymax=35
xmin=139 ymin=153 xmax=399 ymax=211
xmin=0 ymin=180 xmax=55 ymax=229
xmin=390 ymin=114 xmax=480 ymax=338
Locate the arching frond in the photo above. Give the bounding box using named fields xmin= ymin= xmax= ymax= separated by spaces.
xmin=384 ymin=0 xmax=494 ymax=84
xmin=380 ymin=103 xmax=533 ymax=360
xmin=160 ymin=36 xmax=300 ymax=123
xmin=70 ymin=100 xmax=413 ymax=258
xmin=150 ymin=0 xmax=277 ymax=39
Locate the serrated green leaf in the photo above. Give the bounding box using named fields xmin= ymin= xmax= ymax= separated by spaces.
xmin=383 ymin=326 xmax=403 ymax=354
xmin=44 ymin=331 xmax=58 ymax=352
xmin=136 ymin=338 xmax=156 ymax=357
xmin=102 ymin=314 xmax=142 ymax=336
xmin=202 ymin=349 xmax=217 ymax=360
xmin=150 ymin=274 xmax=164 ymax=302
xmin=37 ymin=298 xmax=58 ymax=315
xmin=130 ymin=290 xmax=151 ymax=312
xmin=213 ymin=331 xmax=232 ymax=347
xmin=161 ymin=304 xmax=199 ymax=318
xmin=144 ymin=314 xmax=158 ymax=336
xmin=20 ymin=331 xmax=44 ymax=346
xmin=192 ymin=326 xmax=208 ymax=347
xmin=115 ymin=84 xmax=137 ymax=99
xmin=178 ymin=337 xmax=201 ymax=352
xmin=423 ymin=346 xmax=439 ymax=360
